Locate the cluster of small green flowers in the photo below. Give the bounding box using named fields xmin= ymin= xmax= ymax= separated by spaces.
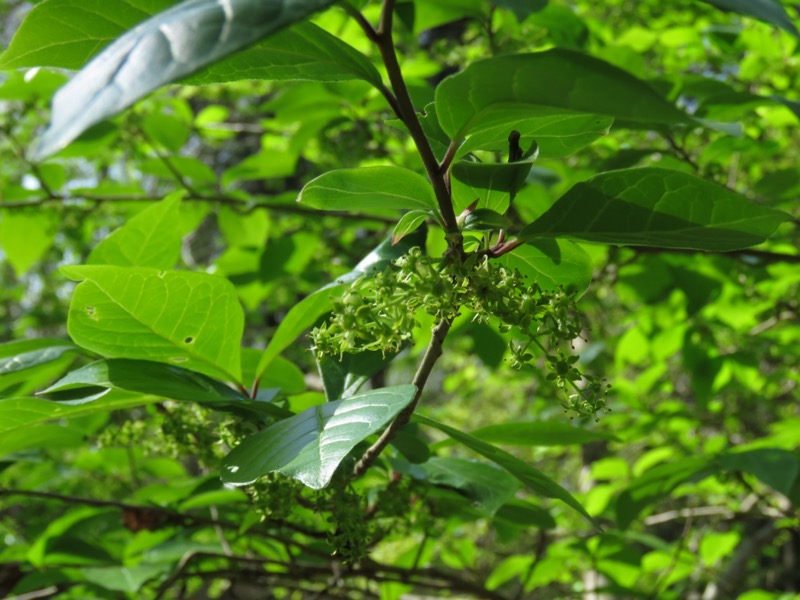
xmin=311 ymin=247 xmax=609 ymax=418
xmin=247 ymin=473 xmax=303 ymax=522
xmin=317 ymin=486 xmax=372 ymax=563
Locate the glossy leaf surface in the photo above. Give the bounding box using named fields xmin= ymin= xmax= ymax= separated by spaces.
xmin=30 ymin=0 xmax=339 ymax=159
xmin=520 ymin=168 xmax=791 ymax=251
xmin=699 ymin=0 xmax=799 ymax=38
xmin=222 ymin=385 xmax=417 ymax=488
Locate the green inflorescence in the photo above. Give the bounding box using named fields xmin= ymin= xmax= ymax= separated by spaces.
xmin=311 ymin=248 xmax=609 ymax=418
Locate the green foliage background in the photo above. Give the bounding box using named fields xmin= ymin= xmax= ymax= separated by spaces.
xmin=0 ymin=0 xmax=799 ymax=598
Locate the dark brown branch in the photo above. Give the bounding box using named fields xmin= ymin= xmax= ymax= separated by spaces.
xmin=371 ymin=0 xmax=458 ymax=233
xmin=352 ymin=318 xmax=453 ymax=477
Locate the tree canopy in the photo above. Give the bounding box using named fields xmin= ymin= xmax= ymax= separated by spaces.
xmin=0 ymin=0 xmax=798 ymax=598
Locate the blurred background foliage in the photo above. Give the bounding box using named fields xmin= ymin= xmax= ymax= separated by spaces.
xmin=0 ymin=0 xmax=799 ymax=598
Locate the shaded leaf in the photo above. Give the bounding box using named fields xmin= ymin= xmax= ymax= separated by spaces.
xmin=519 ymin=168 xmax=791 ymax=251
xmin=393 ymin=211 xmax=430 ymax=245
xmin=699 ymin=0 xmax=799 ymax=38
xmin=452 ymin=161 xmax=531 ymax=214
xmin=30 ymin=0 xmax=339 ymax=159
xmin=420 ymin=457 xmax=520 ymax=515
xmin=499 ymin=240 xmax=593 ymax=293
xmin=62 ymin=265 xmax=244 ymax=382
xmin=222 ymin=385 xmax=417 ymax=488
xmin=44 ymin=359 xmax=290 ymax=418
xmin=469 ymin=421 xmax=619 ymax=446
xmin=415 ymin=414 xmax=599 ymax=528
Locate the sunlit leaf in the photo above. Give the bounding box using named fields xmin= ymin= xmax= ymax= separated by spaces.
xmin=222 ymin=385 xmax=417 ymax=488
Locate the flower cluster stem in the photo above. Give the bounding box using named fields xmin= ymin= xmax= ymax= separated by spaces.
xmin=352 ymin=317 xmax=453 ymax=478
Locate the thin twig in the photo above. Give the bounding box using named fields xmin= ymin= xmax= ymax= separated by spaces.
xmin=352 ymin=318 xmax=452 ymax=477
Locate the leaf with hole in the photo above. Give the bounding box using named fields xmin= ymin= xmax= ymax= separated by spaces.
xmin=62 ymin=265 xmax=244 ymax=383
xmin=222 ymin=385 xmax=417 ymax=488
xmin=519 ymin=168 xmax=791 ymax=251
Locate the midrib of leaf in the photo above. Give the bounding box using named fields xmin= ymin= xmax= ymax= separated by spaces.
xmin=87 ymin=276 xmax=239 ymax=383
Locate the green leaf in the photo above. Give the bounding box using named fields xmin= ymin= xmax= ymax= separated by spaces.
xmin=0 ymin=393 xmax=161 ymax=434
xmin=30 ymin=0 xmax=340 ymax=159
xmin=699 ymin=0 xmax=799 ymax=38
xmin=62 ymin=265 xmax=244 ymax=382
xmin=458 ymin=112 xmax=612 ymax=160
xmin=44 ymin=359 xmax=290 ymax=418
xmin=0 ymin=210 xmax=58 ymax=276
xmin=298 ymin=167 xmax=440 ymax=215
xmin=492 ymin=0 xmax=548 ymax=20
xmin=254 ymin=229 xmax=426 ymax=379
xmin=318 ymin=348 xmax=402 ymax=402
xmin=0 ymin=339 xmax=81 ymax=398
xmin=415 ymin=414 xmax=599 ymax=528
xmin=715 ymin=448 xmax=800 ymax=498
xmin=0 ymin=339 xmax=79 ymax=376
xmin=452 ymin=162 xmax=531 ymax=214
xmin=88 ymin=192 xmax=183 ymax=268
xmin=392 ymin=211 xmax=430 ymax=245
xmin=183 ymin=21 xmax=382 ymax=86
xmin=435 ymin=49 xmax=689 ymax=145
xmin=462 ymin=209 xmax=512 ymax=231
xmin=499 ymin=240 xmax=593 ymax=293
xmin=221 ymin=385 xmax=417 ymax=488
xmin=420 ymin=457 xmax=520 ymax=515
xmin=0 ymin=0 xmax=177 ymax=70
xmin=468 ymin=421 xmax=619 ymax=446
xmin=519 ymin=168 xmax=791 ymax=251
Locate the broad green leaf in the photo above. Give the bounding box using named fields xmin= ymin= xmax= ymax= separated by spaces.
xmin=78 ymin=565 xmax=168 ymax=594
xmin=0 ymin=2 xmax=379 ymax=85
xmin=221 ymin=385 xmax=417 ymax=488
xmin=0 ymin=339 xmax=81 ymax=398
xmin=88 ymin=192 xmax=183 ymax=268
xmin=0 ymin=423 xmax=86 ymax=457
xmin=468 ymin=421 xmax=619 ymax=446
xmin=435 ymin=49 xmax=689 ymax=145
xmin=452 ymin=162 xmax=531 ymax=214
xmin=420 ymin=457 xmax=520 ymax=515
xmin=519 ymin=168 xmax=791 ymax=251
xmin=457 ymin=111 xmax=613 ymax=160
xmin=392 ymin=211 xmax=430 ymax=245
xmin=298 ymin=167 xmax=440 ymax=215
xmin=255 ymin=229 xmax=426 ymax=379
xmin=183 ymin=21 xmax=381 ymax=86
xmin=492 ymin=0 xmax=548 ymax=20
xmin=499 ymin=240 xmax=593 ymax=293
xmin=62 ymin=265 xmax=244 ymax=382
xmin=0 ymin=339 xmax=79 ymax=375
xmin=30 ymin=0 xmax=340 ymax=159
xmin=0 ymin=393 xmax=161 ymax=434
xmin=415 ymin=414 xmax=599 ymax=528
xmin=0 ymin=210 xmax=58 ymax=276
xmin=44 ymin=359 xmax=290 ymax=418
xmin=699 ymin=0 xmax=799 ymax=38
xmin=0 ymin=0 xmax=176 ymax=70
